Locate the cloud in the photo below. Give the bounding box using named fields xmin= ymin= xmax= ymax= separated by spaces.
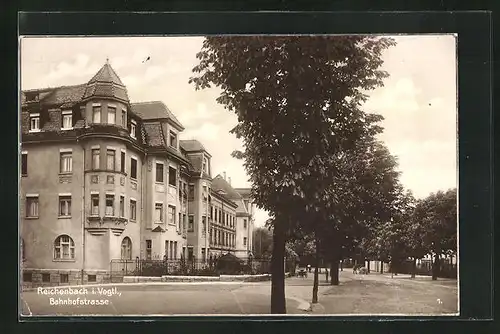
xmin=177 ymin=103 xmax=217 ymax=128
xmin=181 ymin=122 xmax=221 ymax=142
xmin=42 ymin=54 xmax=101 ymax=86
xmin=363 ymin=77 xmax=421 ymax=114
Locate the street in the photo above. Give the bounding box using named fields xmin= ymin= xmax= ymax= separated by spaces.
xmin=20 ymin=270 xmax=458 ymax=316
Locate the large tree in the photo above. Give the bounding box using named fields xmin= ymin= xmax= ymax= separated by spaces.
xmin=190 ymin=36 xmax=395 ymax=313
xmin=415 ymin=188 xmax=457 ymax=280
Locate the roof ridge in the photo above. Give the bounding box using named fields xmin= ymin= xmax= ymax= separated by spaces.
xmin=22 ymin=83 xmax=87 ymax=93
xmin=131 ymin=100 xmax=163 ymax=105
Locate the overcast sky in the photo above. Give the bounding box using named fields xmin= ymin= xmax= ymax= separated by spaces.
xmin=20 ymin=35 xmax=457 ymax=227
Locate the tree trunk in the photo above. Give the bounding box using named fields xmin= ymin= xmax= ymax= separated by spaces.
xmin=366 ymin=260 xmax=370 ymax=273
xmin=340 ymin=259 xmax=343 ymax=271
xmin=432 ymin=253 xmax=439 ymax=281
xmin=330 ymin=260 xmax=340 ymax=285
xmin=312 ymin=236 xmax=320 ymax=304
xmin=380 ymin=261 xmax=383 ymax=274
xmin=411 ymin=257 xmax=416 ymax=279
xmin=325 ymin=267 xmax=329 ymax=283
xmin=271 ymin=219 xmax=286 ymax=314
xmin=329 ymin=246 xmax=340 ymax=285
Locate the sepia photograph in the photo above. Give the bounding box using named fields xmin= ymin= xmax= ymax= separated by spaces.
xmin=19 ymin=35 xmax=458 ymax=317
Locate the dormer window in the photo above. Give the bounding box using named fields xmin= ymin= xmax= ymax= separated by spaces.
xmin=130 ymin=120 xmax=137 ymax=139
xmin=92 ymin=106 xmax=101 ymax=123
xmin=61 ymin=110 xmax=72 ymax=130
xmin=169 ymin=131 xmax=177 ymax=148
xmin=107 ymin=106 xmax=116 ymax=124
xmin=29 ymin=113 xmax=40 ymax=132
xmin=25 ymin=93 xmax=39 ymax=102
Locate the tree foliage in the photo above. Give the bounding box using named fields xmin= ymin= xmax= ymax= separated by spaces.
xmin=415 ymin=188 xmax=457 ymax=256
xmin=190 ymin=35 xmax=396 ymax=313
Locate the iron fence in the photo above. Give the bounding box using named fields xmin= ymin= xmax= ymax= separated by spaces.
xmin=110 ymin=257 xmax=276 ymax=281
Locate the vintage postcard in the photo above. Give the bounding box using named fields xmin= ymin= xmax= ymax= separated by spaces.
xmin=19 ymin=35 xmax=458 ymax=317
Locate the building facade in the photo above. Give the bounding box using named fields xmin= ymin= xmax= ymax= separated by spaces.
xmin=20 ymin=61 xmax=254 ymax=288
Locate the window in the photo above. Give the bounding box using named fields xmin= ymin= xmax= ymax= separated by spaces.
xmin=60 ymin=274 xmax=69 ymax=283
xmin=202 ymin=157 xmax=208 ymax=174
xmin=210 ymin=206 xmax=213 ymax=219
xmin=26 ymin=196 xmax=39 ymax=218
xmin=120 ymin=151 xmax=125 ymax=173
xmin=21 ymin=238 xmax=25 ymax=261
xmin=59 ymin=196 xmax=71 ymax=217
xmin=42 ymin=273 xmax=50 ymax=282
xmin=168 ymin=167 xmax=177 ymax=186
xmin=188 ymin=247 xmax=193 ymax=261
xmin=130 ymin=199 xmax=137 ymax=221
xmin=174 ymin=241 xmax=178 ymax=260
xmin=29 ymin=114 xmax=40 ymax=131
xmin=59 ymin=152 xmax=72 ymax=173
xmin=188 ymin=184 xmax=195 ymax=200
xmin=92 ymin=148 xmax=100 ymax=169
xmin=156 ymin=162 xmax=164 ymax=183
xmin=188 ymin=215 xmax=194 ymax=232
xmin=121 ymin=237 xmax=132 ymax=260
xmin=244 ymin=219 xmax=247 ymax=229
xmin=168 ymin=205 xmax=175 ymax=225
xmin=169 ymin=131 xmax=177 ymax=148
xmin=54 ymin=235 xmax=75 ymax=260
xmin=130 ymin=157 xmax=137 ymax=179
xmin=119 ymin=196 xmax=125 ymax=217
xmin=106 ymin=149 xmax=115 ymax=170
xmin=88 ymin=275 xmax=96 ymax=282
xmin=91 ymin=194 xmax=99 ymax=216
xmin=21 ymin=152 xmax=27 ymax=176
xmin=121 ymin=109 xmax=126 ymax=126
xmin=105 ymin=194 xmax=115 ymax=216
xmin=92 ymin=106 xmax=101 ymax=123
xmin=182 ymin=214 xmax=186 ymax=231
xmin=146 ymin=240 xmax=152 ymax=260
xmin=178 ymin=212 xmax=182 ymax=231
xmin=23 ymin=272 xmax=32 ymax=282
xmin=243 ymin=237 xmax=247 ymax=246
xmin=155 ymin=203 xmax=163 ymax=222
xmin=62 ymin=110 xmax=72 ymax=129
xmin=202 ymin=216 xmax=206 ymax=234
xmin=130 ymin=120 xmax=137 ymax=138
xmin=108 ymin=106 xmax=116 ymax=124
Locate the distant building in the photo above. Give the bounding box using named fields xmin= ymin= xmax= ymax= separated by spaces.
xmin=211 ymin=175 xmax=255 ymax=258
xmin=20 ymin=60 xmax=255 ymax=288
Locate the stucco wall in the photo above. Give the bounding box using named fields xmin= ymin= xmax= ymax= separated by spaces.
xmin=21 ymin=142 xmax=84 ymax=270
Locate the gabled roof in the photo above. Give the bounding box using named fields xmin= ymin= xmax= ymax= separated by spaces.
xmin=180 ymin=139 xmax=207 ymax=153
xmin=234 ymin=188 xmax=251 ymax=198
xmin=211 ymin=175 xmax=243 ymax=200
xmin=131 ymin=101 xmax=184 ymax=130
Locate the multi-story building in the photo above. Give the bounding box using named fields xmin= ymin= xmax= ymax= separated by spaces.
xmin=20 ymin=60 xmax=254 ymax=288
xmin=211 ymin=174 xmax=255 ymax=258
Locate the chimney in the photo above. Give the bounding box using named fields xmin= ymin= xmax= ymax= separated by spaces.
xmin=223 ymin=171 xmax=226 ymax=180
xmin=228 ymin=177 xmax=231 ymax=185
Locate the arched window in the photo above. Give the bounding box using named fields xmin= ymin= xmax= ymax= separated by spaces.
xmin=121 ymin=237 xmax=132 ymax=260
xmin=54 ymin=235 xmax=75 ymax=260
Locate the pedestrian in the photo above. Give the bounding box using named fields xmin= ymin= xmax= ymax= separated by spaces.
xmin=307 ymin=264 xmax=311 ymax=273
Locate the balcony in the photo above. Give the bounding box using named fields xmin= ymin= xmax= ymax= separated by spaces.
xmin=86 ymin=216 xmax=128 ymax=236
